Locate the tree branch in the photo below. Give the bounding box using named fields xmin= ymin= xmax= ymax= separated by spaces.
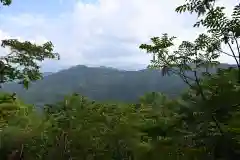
xmin=234 ymin=37 xmax=240 ymax=66
xmin=227 ymin=42 xmax=239 ymax=66
xmin=219 ymin=50 xmax=239 ymax=58
xmin=233 ymin=37 xmax=240 ymax=83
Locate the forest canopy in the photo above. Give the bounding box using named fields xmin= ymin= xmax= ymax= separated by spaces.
xmin=0 ymin=0 xmax=240 ymax=159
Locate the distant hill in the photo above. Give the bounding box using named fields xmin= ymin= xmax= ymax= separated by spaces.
xmin=0 ymin=63 xmax=235 ymax=106
xmin=43 ymin=72 xmax=53 ymax=77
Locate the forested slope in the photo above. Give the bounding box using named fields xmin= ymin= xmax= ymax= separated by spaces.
xmin=0 ymin=0 xmax=240 ymax=159
xmin=1 ymin=65 xmax=186 ymax=105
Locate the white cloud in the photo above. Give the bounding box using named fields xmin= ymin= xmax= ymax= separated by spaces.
xmin=0 ymin=0 xmax=238 ymax=72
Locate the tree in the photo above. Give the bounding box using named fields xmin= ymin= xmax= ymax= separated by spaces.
xmin=0 ymin=2 xmax=60 ymax=158
xmin=0 ymin=0 xmax=11 ymax=6
xmin=0 ymin=1 xmax=60 ymax=89
xmin=175 ymin=0 xmax=240 ymax=82
xmin=140 ymin=0 xmax=240 ymax=159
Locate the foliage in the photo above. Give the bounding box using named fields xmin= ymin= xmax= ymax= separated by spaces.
xmin=0 ymin=40 xmax=59 ymax=89
xmin=0 ymin=0 xmax=240 ymax=160
xmin=139 ymin=0 xmax=240 ymax=159
xmin=0 ymin=2 xmax=60 ymax=89
xmin=0 ymin=0 xmax=11 ymax=6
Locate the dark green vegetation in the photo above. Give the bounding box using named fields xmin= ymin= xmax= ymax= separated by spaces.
xmin=0 ymin=0 xmax=240 ymax=159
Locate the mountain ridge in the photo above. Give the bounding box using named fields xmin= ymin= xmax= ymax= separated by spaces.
xmin=0 ymin=63 xmax=236 ymax=106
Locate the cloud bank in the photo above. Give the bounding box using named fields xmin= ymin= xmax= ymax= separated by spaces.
xmin=0 ymin=0 xmax=238 ymax=72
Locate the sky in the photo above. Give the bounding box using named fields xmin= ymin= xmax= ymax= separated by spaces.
xmin=0 ymin=0 xmax=238 ymax=72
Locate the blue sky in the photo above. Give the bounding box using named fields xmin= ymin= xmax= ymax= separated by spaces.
xmin=0 ymin=0 xmax=238 ymax=72
xmin=0 ymin=0 xmax=74 ymax=15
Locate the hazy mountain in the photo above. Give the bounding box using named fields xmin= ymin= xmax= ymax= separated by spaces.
xmin=43 ymin=72 xmax=53 ymax=77
xmin=0 ymin=63 xmax=235 ymax=106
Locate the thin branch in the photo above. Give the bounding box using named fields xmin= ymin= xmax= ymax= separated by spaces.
xmin=233 ymin=37 xmax=240 ymax=83
xmin=211 ymin=114 xmax=224 ymax=134
xmin=193 ymin=47 xmax=224 ymax=135
xmin=193 ymin=70 xmax=206 ymax=99
xmin=193 ymin=70 xmax=224 ymax=134
xmin=234 ymin=37 xmax=240 ymax=64
xmin=159 ymin=54 xmax=196 ymax=87
xmin=234 ymin=37 xmax=240 ymax=54
xmin=227 ymin=42 xmax=239 ymax=66
xmin=19 ymin=144 xmax=24 ymax=159
xmin=219 ymin=50 xmax=240 ymax=58
xmin=169 ymin=68 xmax=195 ymax=87
xmin=0 ymin=51 xmax=16 ymax=60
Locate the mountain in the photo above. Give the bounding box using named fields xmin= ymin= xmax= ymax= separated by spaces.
xmin=0 ymin=63 xmax=235 ymax=106
xmin=43 ymin=72 xmax=53 ymax=77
